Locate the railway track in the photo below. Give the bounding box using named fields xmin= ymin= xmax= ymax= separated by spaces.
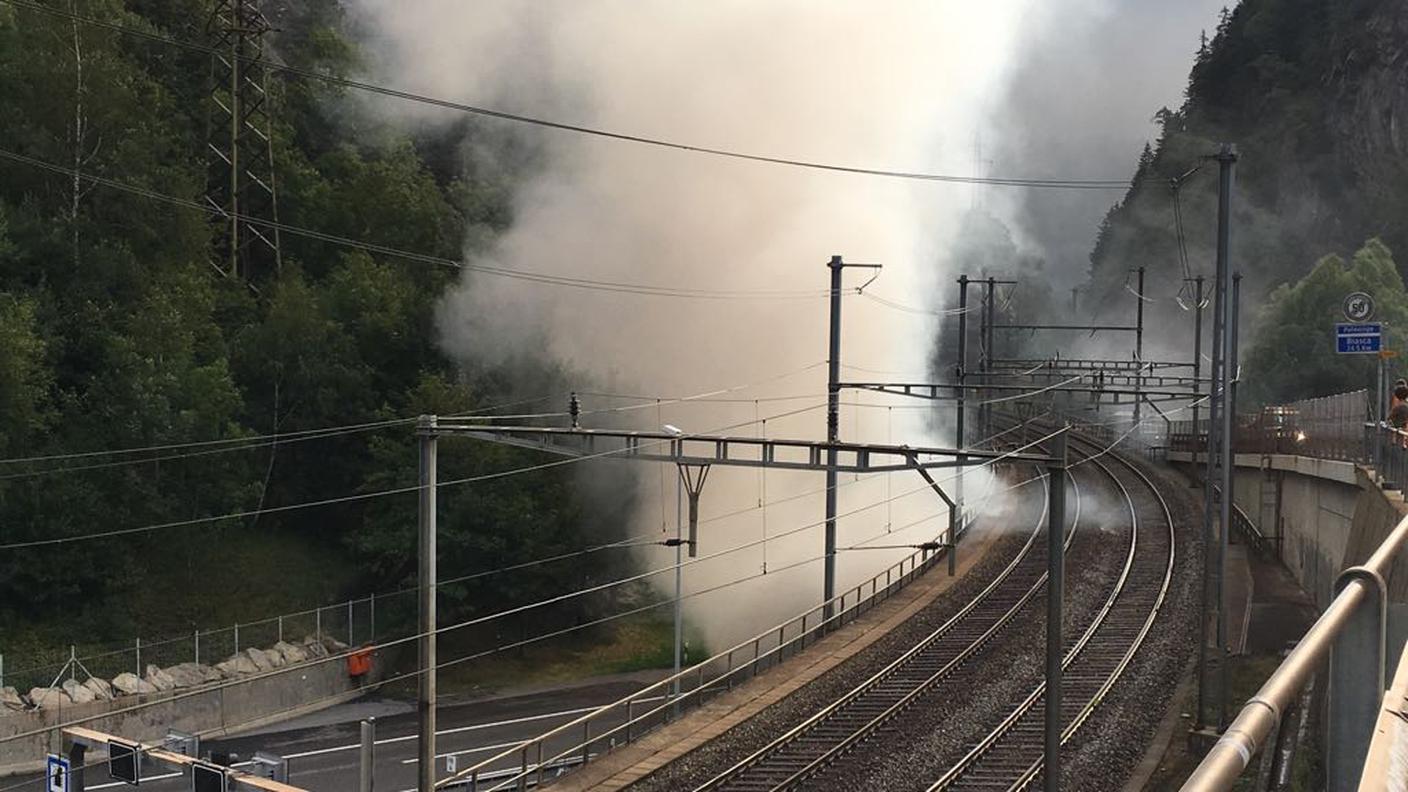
xmin=687 ymin=429 xmax=1174 ymax=792
xmin=928 ymin=434 xmax=1175 ymax=791
xmin=692 ymin=444 xmax=1085 ymax=792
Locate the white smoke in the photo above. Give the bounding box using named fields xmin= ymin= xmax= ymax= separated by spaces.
xmin=345 ymin=1 xmax=1132 ymax=648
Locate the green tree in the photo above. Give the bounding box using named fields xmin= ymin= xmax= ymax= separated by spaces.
xmin=1242 ymin=238 xmax=1408 ymax=404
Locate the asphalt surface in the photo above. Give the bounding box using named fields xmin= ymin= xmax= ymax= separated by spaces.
xmin=7 ymin=672 xmax=666 ymax=792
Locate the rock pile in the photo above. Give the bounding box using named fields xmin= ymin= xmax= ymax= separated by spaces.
xmin=0 ymin=634 xmax=349 ymax=712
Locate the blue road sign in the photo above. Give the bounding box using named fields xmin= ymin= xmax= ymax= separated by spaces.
xmin=1336 ymin=322 xmax=1382 ymax=354
xmin=46 ymin=754 xmax=69 ymax=792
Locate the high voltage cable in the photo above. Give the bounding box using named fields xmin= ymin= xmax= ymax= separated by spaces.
xmin=12 ymin=410 xmax=1046 ymax=678
xmin=1 ymin=0 xmax=1136 ymax=191
xmin=0 ymin=401 xmax=829 ymax=550
xmin=0 ymin=147 xmax=831 ymax=300
xmin=2 ymin=422 xmax=1063 ymax=745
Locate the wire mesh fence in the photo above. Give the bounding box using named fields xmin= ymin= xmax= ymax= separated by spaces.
xmin=1167 ymin=389 xmax=1371 ymax=461
xmin=1 ymin=586 xmax=421 ymax=695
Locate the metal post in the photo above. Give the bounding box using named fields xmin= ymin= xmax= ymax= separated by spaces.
xmin=194 ymin=630 xmax=200 ymax=665
xmin=1328 ymin=568 xmax=1387 ymax=790
xmin=1 ymin=652 xmax=5 ymax=690
xmin=984 ymin=277 xmax=997 ymax=436
xmin=1134 ymin=267 xmax=1146 ymax=429
xmin=1045 ymin=428 xmax=1069 ymax=792
xmin=135 ymin=637 xmax=141 ymax=676
xmin=417 ymin=415 xmax=439 ymax=792
xmin=1215 ymin=143 xmax=1238 ymax=730
xmin=234 ymin=622 xmax=240 ymax=654
xmin=1191 ymin=275 xmax=1205 ymax=469
xmin=370 ymin=593 xmax=376 ymax=642
xmin=68 ymin=741 xmax=86 ymax=792
xmin=360 ymin=717 xmax=376 ymax=792
xmin=673 ymin=468 xmax=682 ymax=704
xmin=349 ymin=599 xmax=355 ymax=646
xmin=824 ymin=255 xmax=843 ymax=619
xmin=956 ymin=275 xmax=968 ymax=557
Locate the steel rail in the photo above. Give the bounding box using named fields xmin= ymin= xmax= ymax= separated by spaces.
xmin=693 ymin=436 xmax=1085 ymax=791
xmin=928 ymin=436 xmax=1152 ymax=790
xmin=999 ymin=440 xmax=1177 ymax=790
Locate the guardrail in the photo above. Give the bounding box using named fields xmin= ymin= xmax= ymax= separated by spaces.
xmin=1181 ymin=508 xmax=1408 ymax=790
xmin=442 ymin=512 xmax=978 ymax=791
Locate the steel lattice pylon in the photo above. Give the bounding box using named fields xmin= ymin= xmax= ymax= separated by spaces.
xmin=204 ymin=0 xmax=281 ymax=281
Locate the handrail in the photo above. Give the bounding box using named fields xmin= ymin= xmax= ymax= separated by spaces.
xmin=440 ymin=511 xmax=975 ymax=790
xmin=1181 ymin=509 xmax=1408 ymax=789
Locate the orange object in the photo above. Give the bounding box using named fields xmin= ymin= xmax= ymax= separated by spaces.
xmin=347 ymin=649 xmax=373 ymax=677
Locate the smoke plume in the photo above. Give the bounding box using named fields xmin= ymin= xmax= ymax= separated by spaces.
xmin=346 ymin=1 xmax=1206 ymax=647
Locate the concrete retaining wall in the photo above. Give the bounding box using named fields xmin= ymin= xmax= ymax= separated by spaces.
xmin=1168 ymin=451 xmax=1408 ymax=609
xmin=0 ymin=648 xmax=382 ymax=775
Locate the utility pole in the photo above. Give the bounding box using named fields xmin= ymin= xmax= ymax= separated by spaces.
xmin=360 ymin=718 xmax=375 ymax=792
xmin=674 ymin=469 xmax=683 ymax=702
xmin=983 ymin=277 xmax=997 ymax=436
xmin=417 ymin=416 xmax=438 ymax=792
xmin=956 ymin=275 xmax=969 ymax=536
xmin=1045 ymin=428 xmax=1069 ymax=792
xmin=204 ymin=0 xmax=282 ymax=281
xmin=1214 ymin=143 xmax=1238 ymax=731
xmin=825 ymin=255 xmax=843 ymax=620
xmin=1191 ymin=275 xmax=1205 ymax=470
xmin=823 ymin=256 xmax=880 ymax=619
xmin=1134 ymin=267 xmax=1146 ymax=429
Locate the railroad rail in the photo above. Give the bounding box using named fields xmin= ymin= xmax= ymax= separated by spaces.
xmin=928 ymin=432 xmax=1175 ymax=790
xmin=688 ymin=428 xmax=1175 ymax=792
xmin=692 ymin=447 xmax=1080 ymax=791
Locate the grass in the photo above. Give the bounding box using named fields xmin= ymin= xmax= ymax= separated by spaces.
xmin=417 ymin=612 xmax=708 ymax=698
xmin=0 ymin=528 xmax=358 ymax=689
xmin=1144 ymin=654 xmax=1320 ymax=791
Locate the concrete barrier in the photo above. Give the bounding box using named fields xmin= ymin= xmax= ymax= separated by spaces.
xmin=0 ymin=642 xmax=382 ymax=775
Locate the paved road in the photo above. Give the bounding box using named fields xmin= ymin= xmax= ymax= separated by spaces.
xmin=7 ymin=672 xmax=666 ymax=792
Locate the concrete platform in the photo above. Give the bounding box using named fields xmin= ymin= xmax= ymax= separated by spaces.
xmin=546 ymin=524 xmax=1008 ymax=791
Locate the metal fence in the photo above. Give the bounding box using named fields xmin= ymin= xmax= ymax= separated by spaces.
xmin=0 ymin=586 xmax=416 ymax=695
xmin=1167 ymin=389 xmax=1371 ymax=461
xmin=442 ymin=516 xmax=976 ymax=791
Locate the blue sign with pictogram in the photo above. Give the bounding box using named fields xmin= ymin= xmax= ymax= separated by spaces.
xmin=1336 ymin=322 xmax=1382 ymax=354
xmin=46 ymin=754 xmax=69 ymax=792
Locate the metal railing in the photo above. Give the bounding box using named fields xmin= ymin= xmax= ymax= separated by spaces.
xmin=1181 ymin=508 xmax=1408 ymax=789
xmin=441 ymin=514 xmax=976 ymax=791
xmin=1167 ymin=389 xmax=1371 ymax=462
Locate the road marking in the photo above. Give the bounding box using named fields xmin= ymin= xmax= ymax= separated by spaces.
xmin=398 ymin=738 xmax=523 ymax=764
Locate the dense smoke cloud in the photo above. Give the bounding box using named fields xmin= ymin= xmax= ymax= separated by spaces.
xmin=345 ymin=1 xmax=1212 ymax=646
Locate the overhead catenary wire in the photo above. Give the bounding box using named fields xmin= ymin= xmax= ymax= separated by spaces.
xmin=0 ymin=399 xmax=835 ymax=551
xmin=0 ymin=146 xmax=832 ymax=301
xmin=1 ymin=425 xmax=1065 ymax=745
xmin=1 ymin=0 xmax=1138 ymax=191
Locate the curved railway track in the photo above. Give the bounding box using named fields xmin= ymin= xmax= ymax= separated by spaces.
xmin=687 ymin=430 xmax=1174 ymax=792
xmin=692 ymin=448 xmax=1084 ymax=792
xmin=928 ymin=434 xmax=1175 ymax=791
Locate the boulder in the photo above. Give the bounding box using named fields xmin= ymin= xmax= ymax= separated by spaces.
xmin=81 ymin=677 xmax=115 ymax=701
xmin=244 ymin=647 xmax=274 ymax=672
xmin=61 ymin=679 xmax=96 ymax=705
xmin=0 ymin=686 xmax=26 ymax=710
xmin=27 ymin=687 xmax=71 ymax=709
xmin=272 ymin=641 xmax=308 ymax=664
xmin=145 ymin=664 xmax=178 ymax=692
xmin=111 ymin=672 xmax=156 ymax=696
xmin=301 ymin=636 xmax=329 ymax=658
xmin=215 ymin=652 xmax=258 ymax=677
xmin=263 ymin=646 xmax=287 ymax=668
xmin=321 ymin=635 xmax=349 ymax=652
xmin=165 ymin=663 xmax=207 ymax=689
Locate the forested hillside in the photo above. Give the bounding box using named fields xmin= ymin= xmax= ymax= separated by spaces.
xmin=1078 ymin=0 xmax=1408 ymax=396
xmin=0 ymin=1 xmax=634 ymax=647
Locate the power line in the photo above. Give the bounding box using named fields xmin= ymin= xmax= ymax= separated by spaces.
xmin=0 ymin=146 xmax=832 ymax=300
xmin=0 ymin=0 xmax=1137 ymax=191
xmin=0 ymin=400 xmax=829 ymax=550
